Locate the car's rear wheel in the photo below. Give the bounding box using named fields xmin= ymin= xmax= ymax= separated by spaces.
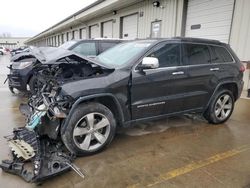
xmin=204 ymin=89 xmax=234 ymax=124
xmin=0 ymin=51 xmax=3 ymax=55
xmin=61 ymin=102 xmax=116 ymax=156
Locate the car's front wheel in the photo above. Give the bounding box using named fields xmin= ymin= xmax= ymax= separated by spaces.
xmin=61 ymin=102 xmax=116 ymax=156
xmin=204 ymin=89 xmax=234 ymax=124
xmin=28 ymin=76 xmax=42 ymax=94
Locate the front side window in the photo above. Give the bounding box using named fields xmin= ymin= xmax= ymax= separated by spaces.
xmin=209 ymin=45 xmax=233 ymax=63
xmin=182 ymin=43 xmax=210 ymax=65
xmin=147 ymin=43 xmax=180 ymax=67
xmin=71 ymin=42 xmax=97 ymax=56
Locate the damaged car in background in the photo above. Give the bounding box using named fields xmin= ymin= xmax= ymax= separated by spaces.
xmin=7 ymin=39 xmax=123 ymax=94
xmin=0 ymin=38 xmax=244 ymax=183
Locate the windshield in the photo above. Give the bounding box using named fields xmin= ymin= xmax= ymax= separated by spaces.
xmin=96 ymin=41 xmax=153 ymax=68
xmin=59 ymin=41 xmax=77 ymax=50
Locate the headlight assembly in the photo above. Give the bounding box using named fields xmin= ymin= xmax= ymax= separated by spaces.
xmin=12 ymin=61 xmax=33 ymax=69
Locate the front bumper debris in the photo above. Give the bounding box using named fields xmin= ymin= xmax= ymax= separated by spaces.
xmin=0 ymin=128 xmax=84 ymax=183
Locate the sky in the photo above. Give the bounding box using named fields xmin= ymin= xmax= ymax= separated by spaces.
xmin=0 ymin=0 xmax=96 ymax=37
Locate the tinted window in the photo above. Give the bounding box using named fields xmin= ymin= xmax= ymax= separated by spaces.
xmin=183 ymin=43 xmax=210 ymax=65
xmin=99 ymin=42 xmax=117 ymax=53
xmin=72 ymin=42 xmax=97 ymax=56
xmin=148 ymin=43 xmax=180 ymax=67
xmin=210 ymin=45 xmax=233 ymax=63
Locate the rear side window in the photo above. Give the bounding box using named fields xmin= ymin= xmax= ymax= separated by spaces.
xmin=209 ymin=45 xmax=233 ymax=63
xmin=147 ymin=43 xmax=180 ymax=67
xmin=182 ymin=43 xmax=210 ymax=65
xmin=99 ymin=42 xmax=118 ymax=53
xmin=71 ymin=42 xmax=97 ymax=56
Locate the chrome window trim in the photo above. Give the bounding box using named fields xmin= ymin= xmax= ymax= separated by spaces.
xmin=133 ymin=41 xmax=236 ymax=73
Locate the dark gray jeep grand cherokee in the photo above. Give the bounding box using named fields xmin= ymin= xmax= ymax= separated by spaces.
xmin=22 ymin=37 xmax=245 ymax=156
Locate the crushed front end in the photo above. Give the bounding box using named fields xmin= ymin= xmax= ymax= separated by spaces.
xmin=0 ymin=53 xmax=111 ymax=182
xmin=0 ymin=60 xmax=86 ymax=182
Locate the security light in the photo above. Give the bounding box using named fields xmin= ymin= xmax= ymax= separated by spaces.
xmin=153 ymin=1 xmax=160 ymax=7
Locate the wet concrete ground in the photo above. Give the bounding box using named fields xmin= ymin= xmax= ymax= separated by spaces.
xmin=0 ymin=54 xmax=250 ymax=188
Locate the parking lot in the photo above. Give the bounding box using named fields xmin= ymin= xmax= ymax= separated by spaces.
xmin=0 ymin=54 xmax=249 ymax=188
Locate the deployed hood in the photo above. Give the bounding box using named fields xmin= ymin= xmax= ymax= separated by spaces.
xmin=11 ymin=47 xmax=112 ymax=69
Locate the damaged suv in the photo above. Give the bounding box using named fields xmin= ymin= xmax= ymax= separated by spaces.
xmin=1 ymin=38 xmax=244 ymax=182
xmin=22 ymin=37 xmax=244 ymax=155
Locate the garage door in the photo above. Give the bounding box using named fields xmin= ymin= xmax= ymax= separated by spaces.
xmin=74 ymin=30 xmax=79 ymax=40
xmin=122 ymin=14 xmax=138 ymax=39
xmin=68 ymin=32 xmax=72 ymax=41
xmin=185 ymin=0 xmax=234 ymax=43
xmin=80 ymin=28 xmax=87 ymax=39
xmin=102 ymin=21 xmax=113 ymax=38
xmin=90 ymin=25 xmax=99 ymax=39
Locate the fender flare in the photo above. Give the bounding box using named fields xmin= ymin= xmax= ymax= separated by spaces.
xmin=60 ymin=93 xmax=124 ymax=134
xmin=204 ymin=81 xmax=239 ymax=111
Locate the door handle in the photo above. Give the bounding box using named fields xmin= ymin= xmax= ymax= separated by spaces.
xmin=210 ymin=68 xmax=220 ymax=71
xmin=172 ymin=71 xmax=184 ymax=75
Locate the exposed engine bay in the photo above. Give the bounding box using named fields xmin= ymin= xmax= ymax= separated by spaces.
xmin=34 ymin=55 xmax=109 ymax=83
xmin=1 ymin=54 xmax=111 ymax=182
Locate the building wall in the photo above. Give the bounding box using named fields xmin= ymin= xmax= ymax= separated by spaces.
xmin=0 ymin=37 xmax=29 ymax=49
xmin=25 ymin=0 xmax=250 ymax=90
xmin=230 ymin=0 xmax=250 ymax=90
xmin=26 ymin=0 xmax=185 ymax=46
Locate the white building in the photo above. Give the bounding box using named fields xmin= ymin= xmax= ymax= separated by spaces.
xmin=0 ymin=37 xmax=29 ymax=49
xmin=25 ymin=0 xmax=250 ymax=90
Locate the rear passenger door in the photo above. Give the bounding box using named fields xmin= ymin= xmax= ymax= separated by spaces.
xmin=181 ymin=43 xmax=216 ymax=111
xmin=209 ymin=45 xmax=235 ymax=85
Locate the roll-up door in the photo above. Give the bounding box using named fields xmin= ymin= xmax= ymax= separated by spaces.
xmin=74 ymin=30 xmax=79 ymax=40
xmin=80 ymin=28 xmax=87 ymax=39
xmin=89 ymin=25 xmax=99 ymax=39
xmin=68 ymin=32 xmax=72 ymax=41
xmin=121 ymin=14 xmax=138 ymax=39
xmin=185 ymin=0 xmax=234 ymax=43
xmin=102 ymin=20 xmax=113 ymax=38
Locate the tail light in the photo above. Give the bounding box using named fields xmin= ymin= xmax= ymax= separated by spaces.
xmin=239 ymin=62 xmax=246 ymax=72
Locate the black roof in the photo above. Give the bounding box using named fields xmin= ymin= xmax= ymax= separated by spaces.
xmin=72 ymin=38 xmax=127 ymax=43
xmin=173 ymin=37 xmax=222 ymax=44
xmin=134 ymin=37 xmax=223 ymax=45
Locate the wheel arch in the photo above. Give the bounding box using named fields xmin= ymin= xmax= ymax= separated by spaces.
xmin=205 ymin=81 xmax=239 ymax=112
xmin=61 ymin=93 xmax=124 ymax=135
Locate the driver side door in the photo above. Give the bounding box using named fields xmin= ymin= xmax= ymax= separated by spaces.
xmin=131 ymin=42 xmax=187 ymax=120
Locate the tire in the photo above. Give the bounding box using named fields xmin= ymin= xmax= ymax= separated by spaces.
xmin=204 ymin=89 xmax=235 ymax=124
xmin=0 ymin=51 xmax=3 ymax=55
xmin=28 ymin=76 xmax=40 ymax=94
xmin=8 ymin=86 xmax=15 ymax=94
xmin=61 ymin=102 xmax=116 ymax=156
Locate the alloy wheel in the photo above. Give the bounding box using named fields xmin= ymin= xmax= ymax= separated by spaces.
xmin=73 ymin=112 xmax=111 ymax=151
xmin=214 ymin=94 xmax=233 ymax=121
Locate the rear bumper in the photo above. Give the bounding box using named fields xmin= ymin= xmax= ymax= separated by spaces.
xmin=238 ymin=80 xmax=244 ymax=99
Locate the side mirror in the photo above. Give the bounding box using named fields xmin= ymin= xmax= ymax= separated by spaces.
xmin=138 ymin=57 xmax=159 ymax=70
